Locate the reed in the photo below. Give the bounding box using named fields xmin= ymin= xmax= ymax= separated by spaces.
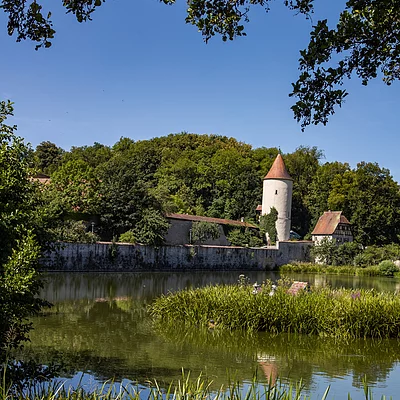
xmin=0 ymin=371 xmax=389 ymax=400
xmin=280 ymin=262 xmax=400 ymax=277
xmin=149 ymin=283 xmax=400 ymax=338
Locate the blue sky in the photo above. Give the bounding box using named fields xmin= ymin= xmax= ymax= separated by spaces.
xmin=1 ymin=1 xmax=399 ymax=180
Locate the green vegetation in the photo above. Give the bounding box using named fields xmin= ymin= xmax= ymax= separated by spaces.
xmin=307 ymin=241 xmax=400 ymax=274
xmin=150 ymin=281 xmax=400 ymax=338
xmin=259 ymin=208 xmax=278 ymax=245
xmin=0 ymin=101 xmax=49 ymax=364
xmin=226 ymin=227 xmax=263 ymax=247
xmin=280 ymin=262 xmax=400 ymax=278
xmin=0 ymin=371 xmax=393 ymax=400
xmin=27 ymin=134 xmax=400 ymax=247
xmin=191 ymin=222 xmax=220 ymax=244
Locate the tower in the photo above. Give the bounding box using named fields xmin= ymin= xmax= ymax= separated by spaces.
xmin=261 ymin=154 xmax=293 ymax=242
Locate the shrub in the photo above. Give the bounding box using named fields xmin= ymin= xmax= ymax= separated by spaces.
xmin=259 ymin=208 xmax=278 ymax=244
xmin=50 ymin=220 xmax=99 ymax=244
xmin=118 ymin=230 xmax=136 ymax=244
xmin=378 ymin=260 xmax=398 ymax=277
xmin=191 ymin=221 xmax=220 ymax=243
xmin=226 ymin=228 xmax=263 ymax=247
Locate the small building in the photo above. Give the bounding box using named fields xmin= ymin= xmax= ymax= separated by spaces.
xmin=311 ymin=211 xmax=353 ymax=244
xmin=165 ymin=213 xmax=257 ymax=246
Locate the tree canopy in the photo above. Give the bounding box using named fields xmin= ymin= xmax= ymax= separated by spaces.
xmin=1 ymin=0 xmax=399 ymax=127
xmin=36 ymin=132 xmax=400 ymax=246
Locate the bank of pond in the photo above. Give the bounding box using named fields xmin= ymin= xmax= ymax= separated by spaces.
xmin=279 ymin=262 xmax=400 ymax=277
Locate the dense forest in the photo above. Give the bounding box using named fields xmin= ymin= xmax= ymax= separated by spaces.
xmin=33 ymin=132 xmax=400 ymax=246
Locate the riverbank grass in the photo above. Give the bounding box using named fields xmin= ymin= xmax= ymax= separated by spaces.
xmin=149 ymin=282 xmax=400 ymax=338
xmin=279 ymin=262 xmax=400 ymax=277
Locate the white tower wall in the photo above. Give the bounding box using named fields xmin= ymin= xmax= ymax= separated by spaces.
xmin=261 ymin=179 xmax=293 ymax=242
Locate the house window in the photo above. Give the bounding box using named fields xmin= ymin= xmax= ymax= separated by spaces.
xmin=275 ymin=190 xmax=278 ymax=195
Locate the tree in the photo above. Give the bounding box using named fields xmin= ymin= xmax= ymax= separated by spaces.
xmin=2 ymin=1 xmax=398 ymax=127
xmin=0 ymin=101 xmax=49 ymax=361
xmin=284 ymin=146 xmax=324 ymax=236
xmin=291 ymin=0 xmax=400 ymax=129
xmin=50 ymin=159 xmax=102 ymax=215
xmin=306 ymin=161 xmax=350 ymax=232
xmin=34 ymin=141 xmax=64 ymax=175
xmin=191 ymin=221 xmax=220 ymax=243
xmin=259 ymin=207 xmax=278 ymax=244
xmin=328 ymin=162 xmax=400 ymax=245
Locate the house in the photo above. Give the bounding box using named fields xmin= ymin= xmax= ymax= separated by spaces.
xmin=164 ymin=213 xmax=257 ymax=246
xmin=311 ymin=211 xmax=353 ymax=244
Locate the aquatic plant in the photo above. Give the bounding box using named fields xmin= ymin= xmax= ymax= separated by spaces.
xmin=149 ymin=284 xmax=400 ymax=339
xmin=0 ymin=370 xmax=392 ymax=400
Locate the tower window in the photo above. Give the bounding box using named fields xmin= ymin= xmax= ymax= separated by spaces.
xmin=275 ymin=190 xmax=278 ymax=195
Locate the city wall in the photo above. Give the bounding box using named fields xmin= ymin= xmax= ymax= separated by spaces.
xmin=40 ymin=241 xmax=312 ymax=271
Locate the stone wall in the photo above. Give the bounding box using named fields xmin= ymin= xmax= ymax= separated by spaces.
xmin=40 ymin=241 xmax=312 ymax=271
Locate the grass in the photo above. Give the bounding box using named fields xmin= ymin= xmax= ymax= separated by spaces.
xmin=0 ymin=371 xmax=392 ymax=400
xmin=279 ymin=262 xmax=400 ymax=277
xmin=149 ymin=281 xmax=400 ymax=338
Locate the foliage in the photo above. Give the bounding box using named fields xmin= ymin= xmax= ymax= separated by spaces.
xmin=49 ymin=159 xmax=102 ymax=215
xmin=354 ymin=243 xmax=400 ymax=267
xmin=150 ymin=283 xmax=400 ymax=338
xmin=191 ymin=221 xmax=220 ymax=244
xmin=377 ymin=260 xmax=398 ymax=277
xmin=328 ymin=162 xmax=400 ymax=246
xmin=118 ymin=230 xmax=136 ymax=244
xmin=132 ymin=208 xmax=169 ymax=246
xmin=259 ymin=207 xmax=278 ymax=244
xmin=34 ymin=141 xmax=64 ymax=175
xmin=311 ymin=239 xmax=361 ymax=266
xmin=291 ymin=0 xmax=400 ymax=130
xmin=50 ymin=220 xmax=99 ymax=243
xmin=0 ymin=101 xmax=49 ymax=361
xmin=226 ymin=228 xmax=263 ymax=247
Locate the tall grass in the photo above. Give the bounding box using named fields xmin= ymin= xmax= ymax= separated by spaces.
xmin=0 ymin=371 xmax=388 ymax=400
xmin=279 ymin=262 xmax=400 ymax=277
xmin=149 ymin=284 xmax=400 ymax=338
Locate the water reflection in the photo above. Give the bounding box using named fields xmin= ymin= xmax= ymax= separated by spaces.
xmin=24 ymin=271 xmax=400 ymax=398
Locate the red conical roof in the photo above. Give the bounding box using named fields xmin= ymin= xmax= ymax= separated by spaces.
xmin=263 ymin=154 xmax=292 ymax=180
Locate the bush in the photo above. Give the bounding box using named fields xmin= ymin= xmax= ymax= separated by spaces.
xmin=226 ymin=228 xmax=263 ymax=247
xmin=378 ymin=260 xmax=398 ymax=277
xmin=50 ymin=220 xmax=100 ymax=243
xmin=118 ymin=230 xmax=136 ymax=243
xmin=191 ymin=221 xmax=220 ymax=244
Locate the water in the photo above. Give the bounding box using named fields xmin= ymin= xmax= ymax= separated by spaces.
xmin=24 ymin=271 xmax=400 ymax=399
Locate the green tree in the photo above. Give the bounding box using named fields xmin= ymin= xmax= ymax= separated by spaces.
xmin=191 ymin=221 xmax=220 ymax=243
xmin=306 ymin=161 xmax=350 ymax=232
xmin=291 ymin=0 xmax=400 ymax=129
xmin=328 ymin=162 xmax=400 ymax=245
xmin=259 ymin=207 xmax=278 ymax=244
xmin=0 ymin=101 xmax=49 ymax=361
xmin=50 ymin=159 xmax=102 ymax=215
xmin=34 ymin=141 xmax=64 ymax=175
xmin=284 ymin=146 xmax=324 ymax=236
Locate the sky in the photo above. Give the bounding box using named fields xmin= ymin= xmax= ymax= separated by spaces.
xmin=1 ymin=1 xmax=399 ymax=180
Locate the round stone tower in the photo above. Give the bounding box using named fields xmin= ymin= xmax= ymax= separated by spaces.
xmin=261 ymin=154 xmax=293 ymax=242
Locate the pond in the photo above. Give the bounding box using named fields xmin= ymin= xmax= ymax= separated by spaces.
xmin=24 ymin=271 xmax=400 ymax=399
